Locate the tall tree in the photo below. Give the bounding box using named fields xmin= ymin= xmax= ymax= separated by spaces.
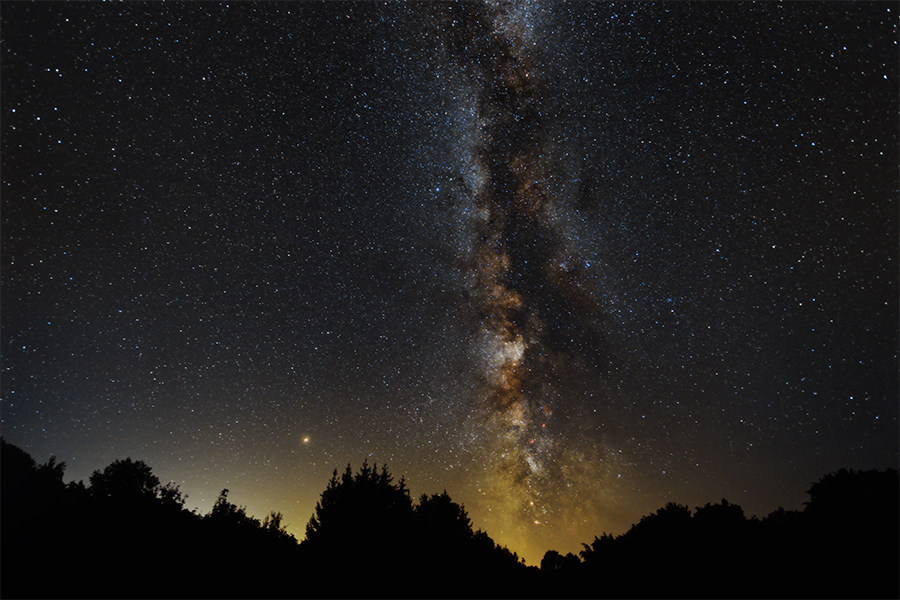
xmin=89 ymin=457 xmax=161 ymax=505
xmin=302 ymin=461 xmax=415 ymax=596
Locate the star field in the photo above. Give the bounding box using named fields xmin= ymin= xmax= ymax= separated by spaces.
xmin=2 ymin=1 xmax=897 ymax=565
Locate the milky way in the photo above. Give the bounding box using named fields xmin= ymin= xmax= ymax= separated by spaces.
xmin=427 ymin=1 xmax=614 ymax=550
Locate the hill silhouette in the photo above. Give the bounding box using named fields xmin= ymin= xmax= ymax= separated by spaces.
xmin=1 ymin=438 xmax=896 ymax=598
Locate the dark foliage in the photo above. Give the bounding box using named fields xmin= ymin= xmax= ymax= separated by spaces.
xmin=1 ymin=438 xmax=896 ymax=598
xmin=0 ymin=439 xmax=301 ymax=598
xmin=89 ymin=457 xmax=161 ymax=503
xmin=1 ymin=439 xmax=70 ymax=598
xmin=302 ymin=462 xmax=529 ymax=597
xmin=570 ymin=468 xmax=899 ymax=598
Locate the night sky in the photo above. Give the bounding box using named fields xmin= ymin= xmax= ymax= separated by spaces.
xmin=2 ymin=1 xmax=897 ymax=565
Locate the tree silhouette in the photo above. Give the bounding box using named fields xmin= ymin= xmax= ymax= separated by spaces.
xmin=194 ymin=488 xmax=301 ymax=598
xmin=625 ymin=501 xmax=692 ymax=544
xmin=415 ymin=490 xmax=473 ymax=542
xmin=579 ymin=531 xmax=614 ymax=563
xmin=305 ymin=460 xmax=413 ymax=545
xmin=301 ymin=462 xmax=530 ymax=597
xmin=261 ymin=510 xmax=294 ymax=542
xmin=157 ymin=480 xmax=187 ymax=509
xmin=303 ymin=461 xmax=414 ymax=595
xmin=691 ymin=499 xmax=754 ymax=596
xmin=410 ymin=491 xmax=477 ymax=595
xmin=207 ymin=488 xmax=260 ymax=528
xmin=803 ymin=467 xmax=899 ymax=520
xmin=89 ymin=457 xmax=161 ymax=506
xmin=574 ymin=470 xmax=899 ymax=598
xmin=3 ymin=437 xmax=895 ymax=599
xmin=540 ymin=549 xmax=580 ymax=574
xmin=800 ymin=468 xmax=899 ymax=599
xmin=1 ymin=439 xmax=71 ymax=598
xmin=1 ymin=437 xmax=67 ymax=505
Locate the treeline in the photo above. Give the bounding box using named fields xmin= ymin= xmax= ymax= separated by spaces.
xmin=1 ymin=438 xmax=897 ymax=598
xmin=546 ymin=467 xmax=898 ymax=599
xmin=2 ymin=440 xmax=298 ymax=598
xmin=0 ymin=439 xmax=525 ymax=598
